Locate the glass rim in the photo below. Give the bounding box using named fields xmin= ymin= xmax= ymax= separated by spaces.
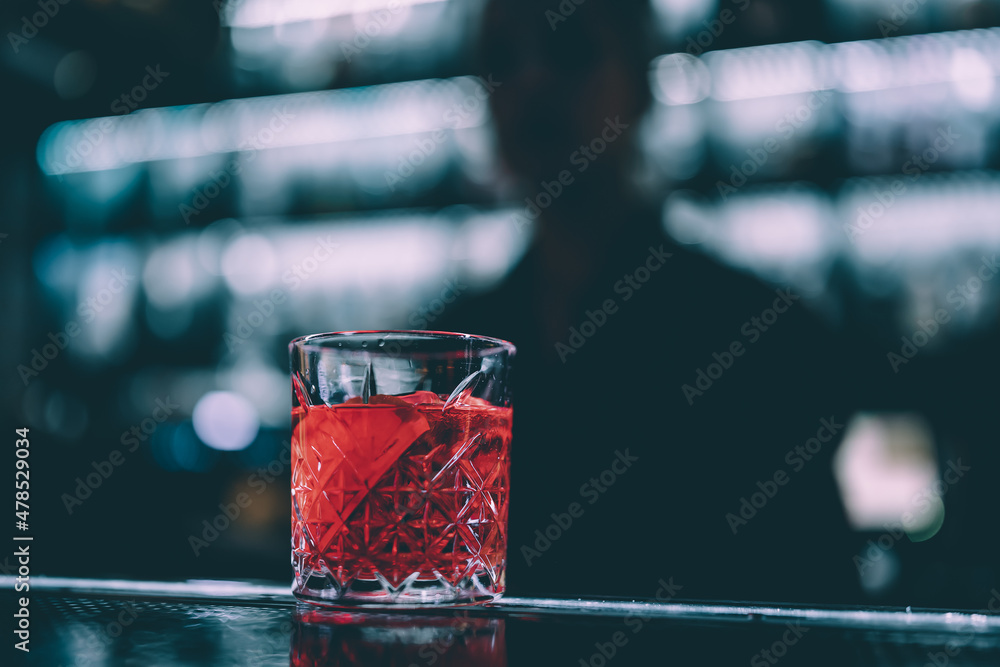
xmin=288 ymin=330 xmax=516 ymax=355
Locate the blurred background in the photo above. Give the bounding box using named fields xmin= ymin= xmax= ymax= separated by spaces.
xmin=1 ymin=0 xmax=999 ymax=608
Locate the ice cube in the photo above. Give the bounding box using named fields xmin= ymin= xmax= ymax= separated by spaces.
xmin=442 ymin=370 xmax=487 ymax=412
xmin=397 ymin=390 xmax=446 ymax=406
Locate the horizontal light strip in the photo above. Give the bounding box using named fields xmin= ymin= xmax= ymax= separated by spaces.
xmin=38 ymin=27 xmax=1000 ymax=176
xmin=37 ymin=76 xmax=492 ymax=175
xmin=654 ymin=26 xmax=1000 ymax=104
xmin=222 ymin=0 xmax=446 ymax=29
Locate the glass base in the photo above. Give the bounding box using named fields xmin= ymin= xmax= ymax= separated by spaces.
xmin=293 ymin=571 xmax=504 ymax=608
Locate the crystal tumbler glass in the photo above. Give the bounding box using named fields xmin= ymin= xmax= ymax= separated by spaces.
xmin=290 ymin=331 xmax=514 ymax=606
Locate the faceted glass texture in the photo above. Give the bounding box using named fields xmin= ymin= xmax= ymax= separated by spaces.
xmin=289 ymin=331 xmax=514 ymax=606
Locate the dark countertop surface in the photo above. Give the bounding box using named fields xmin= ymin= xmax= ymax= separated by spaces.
xmin=6 ymin=577 xmax=1000 ymax=666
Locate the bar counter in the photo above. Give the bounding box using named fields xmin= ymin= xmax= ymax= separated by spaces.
xmin=7 ymin=576 xmax=1000 ymax=665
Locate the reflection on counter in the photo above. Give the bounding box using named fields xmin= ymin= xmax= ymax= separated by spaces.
xmin=292 ymin=606 xmax=506 ymax=667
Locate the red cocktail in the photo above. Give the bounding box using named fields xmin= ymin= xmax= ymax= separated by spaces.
xmin=290 ymin=331 xmax=514 ymax=606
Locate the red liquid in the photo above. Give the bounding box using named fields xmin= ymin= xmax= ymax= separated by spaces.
xmin=292 ymin=391 xmax=511 ymax=602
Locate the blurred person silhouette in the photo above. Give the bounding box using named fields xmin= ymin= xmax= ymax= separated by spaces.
xmin=436 ymin=0 xmax=906 ymax=605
